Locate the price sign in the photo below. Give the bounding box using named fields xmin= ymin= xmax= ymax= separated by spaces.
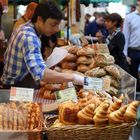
xmin=55 ymin=88 xmax=77 ymax=103
xmin=10 ymin=87 xmax=34 ymax=102
xmin=84 ymin=77 xmax=103 ymax=91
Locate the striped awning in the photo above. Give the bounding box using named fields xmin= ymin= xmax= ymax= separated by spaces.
xmin=80 ymin=0 xmax=121 ymax=5
xmin=90 ymin=0 xmax=121 ymax=2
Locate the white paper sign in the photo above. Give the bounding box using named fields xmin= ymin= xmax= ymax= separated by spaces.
xmin=84 ymin=77 xmax=103 ymax=91
xmin=10 ymin=87 xmax=34 ymax=102
xmin=46 ymin=47 xmax=68 ymax=68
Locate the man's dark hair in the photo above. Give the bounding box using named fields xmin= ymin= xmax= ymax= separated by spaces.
xmin=105 ymin=13 xmax=122 ymax=28
xmin=31 ymin=0 xmax=64 ymax=23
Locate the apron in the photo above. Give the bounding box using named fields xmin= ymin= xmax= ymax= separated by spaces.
xmin=2 ymin=73 xmax=40 ymax=89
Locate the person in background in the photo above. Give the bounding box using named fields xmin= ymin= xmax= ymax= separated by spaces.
xmin=84 ymin=12 xmax=108 ymax=43
xmin=123 ymin=0 xmax=140 ymax=91
xmin=84 ymin=13 xmax=91 ymax=35
xmin=105 ymin=13 xmax=129 ymax=72
xmin=13 ymin=2 xmax=38 ymax=31
xmin=41 ymin=34 xmax=57 ymax=60
xmin=130 ymin=5 xmax=136 ymax=13
xmin=1 ymin=1 xmax=84 ymax=89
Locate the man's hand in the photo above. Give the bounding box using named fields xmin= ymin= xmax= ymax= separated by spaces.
xmin=73 ymin=74 xmax=84 ymax=85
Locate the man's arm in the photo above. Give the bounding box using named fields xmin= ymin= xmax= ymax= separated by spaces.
xmin=22 ymin=35 xmax=84 ymax=85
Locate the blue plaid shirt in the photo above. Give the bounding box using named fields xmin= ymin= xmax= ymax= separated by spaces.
xmin=1 ymin=21 xmax=47 ymax=85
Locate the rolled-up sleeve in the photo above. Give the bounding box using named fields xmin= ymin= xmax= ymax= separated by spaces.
xmin=22 ymin=35 xmax=47 ymax=82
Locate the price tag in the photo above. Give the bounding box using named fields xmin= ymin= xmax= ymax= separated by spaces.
xmin=84 ymin=77 xmax=103 ymax=91
xmin=55 ymin=88 xmax=77 ymax=103
xmin=10 ymin=87 xmax=34 ymax=102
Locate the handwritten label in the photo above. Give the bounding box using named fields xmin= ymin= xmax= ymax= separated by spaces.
xmin=55 ymin=88 xmax=77 ymax=103
xmin=84 ymin=77 xmax=103 ymax=91
xmin=10 ymin=87 xmax=34 ymax=102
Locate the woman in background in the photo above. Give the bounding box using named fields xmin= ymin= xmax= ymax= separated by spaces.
xmin=105 ymin=13 xmax=129 ymax=72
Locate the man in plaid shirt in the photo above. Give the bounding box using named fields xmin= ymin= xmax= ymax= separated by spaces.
xmin=1 ymin=1 xmax=84 ymax=89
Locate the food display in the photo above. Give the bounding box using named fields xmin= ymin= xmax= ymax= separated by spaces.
xmin=52 ymin=98 xmax=139 ymax=127
xmin=0 ymin=102 xmax=42 ymax=130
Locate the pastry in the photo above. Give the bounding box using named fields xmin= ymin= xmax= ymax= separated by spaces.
xmin=68 ymin=46 xmax=79 ymax=54
xmin=77 ymin=47 xmax=95 ymax=57
xmin=59 ymin=101 xmax=79 ymax=125
xmin=93 ymin=101 xmax=110 ymax=126
xmin=77 ymin=56 xmax=93 ymax=65
xmin=104 ymin=65 xmax=121 ymax=80
xmin=124 ymin=101 xmax=140 ymax=123
xmin=77 ymin=104 xmax=95 ymax=124
xmin=94 ymin=53 xmax=115 ymax=67
xmin=108 ymin=99 xmax=122 ymax=113
xmin=109 ymin=105 xmax=127 ymax=124
xmin=61 ymin=61 xmax=77 ymax=70
xmin=85 ymin=67 xmax=106 ymax=77
xmin=63 ymin=53 xmax=77 ymax=62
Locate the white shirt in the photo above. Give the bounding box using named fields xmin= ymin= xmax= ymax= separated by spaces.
xmin=123 ymin=10 xmax=140 ymax=56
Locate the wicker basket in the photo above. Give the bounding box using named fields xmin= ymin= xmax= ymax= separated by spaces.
xmin=46 ymin=122 xmax=136 ymax=140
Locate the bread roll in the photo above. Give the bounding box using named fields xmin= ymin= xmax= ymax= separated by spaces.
xmin=109 ymin=105 xmax=127 ymax=124
xmin=104 ymin=65 xmax=121 ymax=80
xmin=94 ymin=53 xmax=115 ymax=67
xmin=77 ymin=104 xmax=95 ymax=124
xmin=68 ymin=46 xmax=79 ymax=54
xmin=77 ymin=56 xmax=93 ymax=65
xmin=89 ymin=59 xmax=97 ymax=69
xmin=63 ymin=53 xmax=77 ymax=62
xmin=59 ymin=101 xmax=79 ymax=125
xmin=93 ymin=101 xmax=110 ymax=126
xmin=85 ymin=67 xmax=106 ymax=77
xmin=61 ymin=62 xmax=77 ymax=70
xmin=109 ymin=86 xmax=119 ymax=96
xmin=124 ymin=101 xmax=140 ymax=123
xmin=77 ymin=64 xmax=89 ymax=73
xmin=77 ymin=47 xmax=95 ymax=57
xmin=111 ymin=78 xmax=120 ymax=88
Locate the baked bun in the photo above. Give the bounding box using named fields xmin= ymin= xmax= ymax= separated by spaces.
xmin=77 ymin=47 xmax=95 ymax=57
xmin=77 ymin=56 xmax=93 ymax=65
xmin=63 ymin=53 xmax=77 ymax=62
xmin=59 ymin=101 xmax=79 ymax=125
xmin=61 ymin=62 xmax=77 ymax=70
xmin=104 ymin=65 xmax=121 ymax=80
xmin=94 ymin=53 xmax=115 ymax=67
xmin=77 ymin=64 xmax=89 ymax=73
xmin=85 ymin=67 xmax=106 ymax=77
xmin=68 ymin=46 xmax=79 ymax=54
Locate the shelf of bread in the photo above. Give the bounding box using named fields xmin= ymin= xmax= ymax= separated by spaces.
xmin=44 ymin=94 xmax=138 ymax=140
xmin=0 ymin=102 xmax=42 ymax=131
xmin=37 ymin=43 xmax=126 ymax=102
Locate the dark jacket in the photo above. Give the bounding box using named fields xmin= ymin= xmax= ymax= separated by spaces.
xmin=108 ymin=31 xmax=129 ymax=72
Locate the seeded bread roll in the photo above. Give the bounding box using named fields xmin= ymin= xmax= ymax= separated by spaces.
xmin=77 ymin=47 xmax=95 ymax=57
xmin=77 ymin=56 xmax=93 ymax=65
